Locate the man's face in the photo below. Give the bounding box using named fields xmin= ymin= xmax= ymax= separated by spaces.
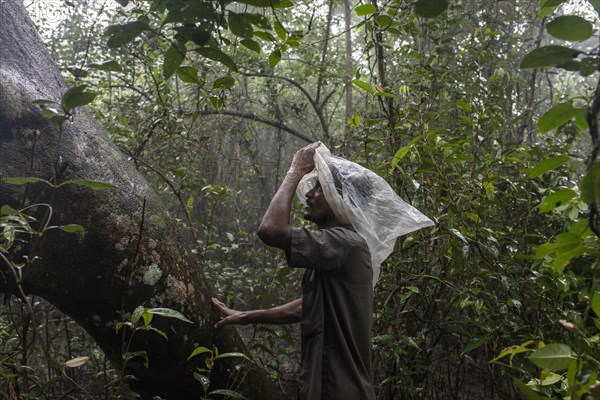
xmin=303 ymin=180 xmax=335 ymax=226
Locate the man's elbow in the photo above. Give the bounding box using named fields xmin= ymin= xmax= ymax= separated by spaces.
xmin=256 ymin=223 xmax=290 ymax=248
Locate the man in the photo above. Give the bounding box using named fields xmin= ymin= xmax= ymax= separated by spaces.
xmin=212 ymin=142 xmax=433 ymax=399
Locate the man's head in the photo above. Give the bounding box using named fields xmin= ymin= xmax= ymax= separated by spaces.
xmin=302 ymin=179 xmax=340 ymax=229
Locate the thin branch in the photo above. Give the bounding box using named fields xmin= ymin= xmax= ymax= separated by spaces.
xmin=197 ymin=109 xmax=316 ymax=143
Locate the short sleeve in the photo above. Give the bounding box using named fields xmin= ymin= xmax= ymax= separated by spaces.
xmin=288 ymin=227 xmax=363 ymax=272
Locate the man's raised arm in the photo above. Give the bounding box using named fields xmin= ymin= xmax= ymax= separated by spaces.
xmin=256 ymin=142 xmax=319 ymax=253
xmin=212 ymin=298 xmax=302 ymax=328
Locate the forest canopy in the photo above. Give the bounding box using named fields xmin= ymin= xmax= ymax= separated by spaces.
xmin=1 ymin=0 xmax=600 ymax=398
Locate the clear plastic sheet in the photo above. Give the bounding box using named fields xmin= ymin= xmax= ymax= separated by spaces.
xmin=297 ymin=145 xmax=434 ymax=285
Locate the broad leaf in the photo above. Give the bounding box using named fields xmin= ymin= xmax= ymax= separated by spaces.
xmin=196 ymin=47 xmax=238 ymax=71
xmin=57 ymin=224 xmax=85 ymax=233
xmin=580 ymin=162 xmax=600 ymax=206
xmin=164 ymin=41 xmax=186 ymax=80
xmin=520 ymin=45 xmax=581 ymax=69
xmin=61 ymin=85 xmax=97 ymax=113
xmin=514 ymin=379 xmax=546 ymax=400
xmin=580 ymin=57 xmax=600 ymax=77
xmin=273 ymin=21 xmax=287 ymax=41
xmin=188 ymin=346 xmax=212 ymax=360
xmin=527 ymin=343 xmax=576 ymax=371
xmin=207 ymin=389 xmax=248 ymax=399
xmin=269 ymin=49 xmax=282 ymax=68
xmin=164 ymin=2 xmax=215 ymax=25
xmin=176 ymin=66 xmax=202 ymax=85
xmin=235 ymin=0 xmax=292 ymax=7
xmin=105 ymin=21 xmax=150 ymax=48
xmin=228 ymin=12 xmax=254 ymax=39
xmin=546 ymin=15 xmax=593 ymax=42
xmin=213 ymin=76 xmax=236 ymax=90
xmin=147 ymin=307 xmax=193 ymax=323
xmin=355 ymin=4 xmax=377 ymax=16
xmin=539 ymin=189 xmax=577 ymax=213
xmin=352 ymin=79 xmax=374 ymax=94
xmin=240 ymin=38 xmax=261 ymax=53
xmin=537 ymin=102 xmax=574 ymax=133
xmin=414 ymin=0 xmax=449 ymax=18
xmin=592 ymin=292 xmax=600 ymax=317
xmin=528 ymin=155 xmax=570 ymax=178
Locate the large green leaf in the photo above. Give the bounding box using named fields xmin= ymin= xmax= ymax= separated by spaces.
xmin=235 ymin=0 xmax=292 ymax=8
xmin=414 ymin=0 xmax=449 ymax=18
xmin=164 ymin=41 xmax=186 ymax=80
xmin=228 ymin=12 xmax=254 ymax=39
xmin=580 ymin=162 xmax=600 ymax=206
xmin=176 ymin=66 xmax=202 ymax=85
xmin=547 ymin=15 xmax=594 ymax=42
xmin=352 ymin=79 xmax=375 ymax=94
xmin=269 ymin=49 xmax=282 ymax=68
xmin=528 ymin=155 xmax=570 ymax=178
xmin=537 ymin=102 xmax=574 ymax=133
xmin=213 ymin=76 xmax=236 ymax=90
xmin=514 ymin=379 xmax=546 ymax=400
xmin=195 ymin=47 xmax=238 ymax=71
xmin=355 ymin=4 xmax=377 ymax=16
xmin=520 ymin=45 xmax=581 ymax=69
xmin=527 ymin=344 xmax=576 ymax=371
xmin=61 ymin=85 xmax=97 ymax=113
xmin=240 ymin=38 xmax=261 ymax=53
xmin=105 ymin=21 xmax=150 ymax=48
xmin=539 ymin=189 xmax=577 ymax=213
xmin=147 ymin=307 xmax=193 ymax=323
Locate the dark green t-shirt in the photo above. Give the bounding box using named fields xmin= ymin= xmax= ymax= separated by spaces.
xmin=289 ymin=226 xmax=375 ymax=400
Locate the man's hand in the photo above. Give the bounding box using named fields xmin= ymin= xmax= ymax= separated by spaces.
xmin=212 ymin=298 xmax=247 ymax=329
xmin=290 ymin=141 xmax=320 ymax=176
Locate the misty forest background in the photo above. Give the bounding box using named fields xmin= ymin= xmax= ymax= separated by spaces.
xmin=1 ymin=0 xmax=600 ymax=398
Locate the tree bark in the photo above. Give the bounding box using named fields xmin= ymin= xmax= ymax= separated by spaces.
xmin=0 ymin=1 xmax=286 ymax=399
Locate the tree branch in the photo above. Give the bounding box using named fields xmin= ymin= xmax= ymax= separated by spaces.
xmin=197 ymin=109 xmax=316 ymax=143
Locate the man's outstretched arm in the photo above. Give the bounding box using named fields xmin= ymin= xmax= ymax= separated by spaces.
xmin=212 ymin=298 xmax=302 ymax=329
xmin=256 ymin=142 xmax=319 ymax=253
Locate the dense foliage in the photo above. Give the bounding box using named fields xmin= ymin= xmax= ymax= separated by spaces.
xmin=1 ymin=0 xmax=599 ymax=398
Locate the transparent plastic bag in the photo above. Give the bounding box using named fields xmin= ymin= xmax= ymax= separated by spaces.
xmin=297 ymin=145 xmax=434 ymax=285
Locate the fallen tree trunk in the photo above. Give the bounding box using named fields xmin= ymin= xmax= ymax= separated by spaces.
xmin=0 ymin=1 xmax=286 ymax=398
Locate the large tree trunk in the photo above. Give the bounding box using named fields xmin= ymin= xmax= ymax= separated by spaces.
xmin=0 ymin=1 xmax=286 ymax=399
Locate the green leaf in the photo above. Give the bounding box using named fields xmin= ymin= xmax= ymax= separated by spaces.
xmin=414 ymin=0 xmax=449 ymax=18
xmin=375 ymin=15 xmax=393 ymax=28
xmin=573 ymin=107 xmax=590 ymax=130
xmin=188 ymin=346 xmax=212 ymax=360
xmin=520 ymin=45 xmax=581 ymax=69
xmin=351 ymin=79 xmax=375 ymax=94
xmin=176 ymin=66 xmax=202 ymax=85
xmin=210 ymin=96 xmax=224 ymax=110
xmin=355 ymin=4 xmax=377 ymax=16
xmin=537 ymin=102 xmax=574 ymax=133
xmin=32 ymin=99 xmax=56 ymax=105
xmin=254 ymin=31 xmax=276 ymax=42
xmin=123 ymin=350 xmax=149 ymax=368
xmin=88 ymin=60 xmax=122 ymax=72
xmin=2 ymin=177 xmax=50 ymax=186
xmin=58 ymin=224 xmax=85 ymax=233
xmin=241 ymin=13 xmax=271 ymax=29
xmin=592 ymin=292 xmax=600 ymax=317
xmin=213 ymin=76 xmax=236 ymax=90
xmin=164 ymin=41 xmax=186 ymax=80
xmin=528 ymin=155 xmax=570 ymax=178
xmin=196 ymin=47 xmax=238 ymax=72
xmin=539 ymin=189 xmax=577 ymax=213
xmin=273 ymin=21 xmax=287 ymax=41
xmin=61 ymin=85 xmax=97 ymax=113
xmin=580 ymin=162 xmax=600 ymax=206
xmin=527 ymin=343 xmax=576 ymax=371
xmin=105 ymin=21 xmax=150 ymax=48
xmin=131 ymin=305 xmax=145 ymax=325
xmin=547 ymin=15 xmax=594 ymax=42
xmin=240 ymin=39 xmax=261 ymax=53
xmin=462 ymin=336 xmax=491 ymax=354
xmin=228 ymin=12 xmax=254 ymax=39
xmin=207 ymin=389 xmax=248 ymax=399
xmin=514 ymin=379 xmax=546 ymax=400
xmin=58 ymin=179 xmax=117 ymax=190
xmin=541 ymin=0 xmax=569 ymax=8
xmin=269 ymin=49 xmax=282 ymax=68
xmin=580 ymin=57 xmax=600 ymax=77
xmin=146 ymin=307 xmax=193 ymax=323
xmin=392 ymin=146 xmax=411 ymax=168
